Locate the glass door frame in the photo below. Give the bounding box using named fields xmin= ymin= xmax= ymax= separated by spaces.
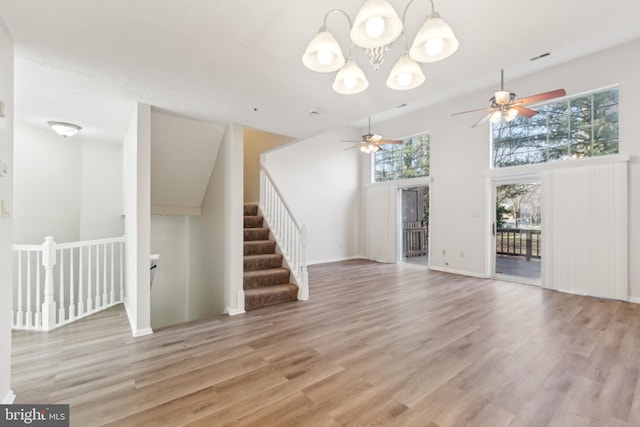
xmin=487 ymin=171 xmax=542 ymax=286
xmin=397 ymin=182 xmax=431 ymax=266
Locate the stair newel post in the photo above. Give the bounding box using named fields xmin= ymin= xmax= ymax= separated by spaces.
xmin=41 ymin=236 xmax=58 ymax=331
xmin=299 ymin=225 xmax=309 ymax=301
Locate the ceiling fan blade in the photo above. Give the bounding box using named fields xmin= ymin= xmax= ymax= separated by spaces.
xmin=512 ymin=105 xmax=538 ymax=118
xmin=451 ymin=106 xmax=494 ymax=116
xmin=471 ymin=112 xmax=493 ymax=128
xmin=344 ymin=143 xmax=364 ymax=151
xmin=340 ymin=139 xmax=364 ymax=143
xmin=378 ymin=139 xmax=403 ymax=145
xmin=515 ymin=89 xmax=566 ymax=106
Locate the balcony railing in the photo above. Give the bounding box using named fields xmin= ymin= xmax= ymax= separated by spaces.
xmin=496 ymin=228 xmax=541 ymax=260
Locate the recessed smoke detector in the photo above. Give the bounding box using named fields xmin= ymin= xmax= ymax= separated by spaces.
xmin=308 ymin=108 xmax=320 ymax=117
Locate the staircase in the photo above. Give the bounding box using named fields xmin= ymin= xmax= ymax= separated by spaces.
xmin=243 ymin=204 xmax=298 ymax=310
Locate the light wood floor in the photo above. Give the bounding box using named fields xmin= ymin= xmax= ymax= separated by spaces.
xmin=11 ymin=259 xmax=640 ymax=426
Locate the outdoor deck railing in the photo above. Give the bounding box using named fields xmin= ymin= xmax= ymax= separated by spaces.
xmin=402 ymin=222 xmax=428 ymax=258
xmin=496 ymin=228 xmax=541 ymax=260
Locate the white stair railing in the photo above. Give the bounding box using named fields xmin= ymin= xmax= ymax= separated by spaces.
xmin=260 ymin=163 xmax=309 ymax=300
xmin=12 ymin=235 xmax=125 ymax=332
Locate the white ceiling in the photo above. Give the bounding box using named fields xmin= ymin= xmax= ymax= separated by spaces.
xmin=0 ymin=0 xmax=639 ymax=143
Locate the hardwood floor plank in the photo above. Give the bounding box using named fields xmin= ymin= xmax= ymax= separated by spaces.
xmin=10 ymin=259 xmax=640 ymax=426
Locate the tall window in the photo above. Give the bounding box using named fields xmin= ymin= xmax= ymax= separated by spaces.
xmin=374 ymin=132 xmax=430 ymax=182
xmin=492 ymin=87 xmax=618 ymax=168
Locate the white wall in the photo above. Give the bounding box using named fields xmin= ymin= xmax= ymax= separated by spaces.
xmin=0 ymin=18 xmax=14 ymax=404
xmin=150 ymin=215 xmax=188 ymax=328
xmin=80 ymin=141 xmax=123 ymax=239
xmin=13 ymin=124 xmax=123 ymax=244
xmin=122 ymin=103 xmax=152 ymax=336
xmin=149 ymin=124 xmax=244 ymax=327
xmin=264 ymin=126 xmax=363 ymax=264
xmin=367 ymin=38 xmax=640 ymax=296
xmin=13 ymin=124 xmax=82 ymax=243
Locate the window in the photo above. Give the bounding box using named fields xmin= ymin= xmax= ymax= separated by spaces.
xmin=492 ymin=87 xmax=618 ymax=168
xmin=374 ymin=132 xmax=430 ymax=182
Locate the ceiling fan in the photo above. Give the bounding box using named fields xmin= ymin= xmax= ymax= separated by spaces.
xmin=343 ymin=117 xmax=403 ymax=153
xmin=452 ymin=69 xmax=566 ymax=127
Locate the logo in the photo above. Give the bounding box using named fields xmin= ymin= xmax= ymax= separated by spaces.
xmin=1 ymin=405 xmax=69 ymax=426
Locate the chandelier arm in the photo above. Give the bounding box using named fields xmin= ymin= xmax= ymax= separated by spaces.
xmin=322 ymin=9 xmax=353 ymax=29
xmin=402 ymin=0 xmax=437 ymax=24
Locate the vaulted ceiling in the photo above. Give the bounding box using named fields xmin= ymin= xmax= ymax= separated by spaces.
xmin=0 ymin=0 xmax=639 ymax=144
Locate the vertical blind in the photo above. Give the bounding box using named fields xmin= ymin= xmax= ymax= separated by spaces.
xmin=366 ymin=186 xmax=398 ymax=263
xmin=542 ymin=161 xmax=628 ymax=299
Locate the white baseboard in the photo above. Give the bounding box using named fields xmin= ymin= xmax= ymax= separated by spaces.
xmin=133 ymin=327 xmax=153 ymax=337
xmin=307 ymin=255 xmax=364 ymax=266
xmin=123 ymin=298 xmax=154 ymax=337
xmin=628 ymin=297 xmax=640 ymax=304
xmin=226 ymin=307 xmax=246 ymax=316
xmin=2 ymin=389 xmax=16 ymax=404
xmin=428 ymin=265 xmax=488 ymax=279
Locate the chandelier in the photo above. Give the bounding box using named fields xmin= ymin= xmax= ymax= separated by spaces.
xmin=302 ymin=0 xmax=458 ymax=95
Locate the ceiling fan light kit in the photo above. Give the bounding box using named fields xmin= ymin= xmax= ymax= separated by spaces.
xmin=344 ymin=116 xmax=404 ymax=153
xmin=302 ymin=0 xmax=458 ymax=94
xmin=452 ymin=69 xmax=567 ymax=127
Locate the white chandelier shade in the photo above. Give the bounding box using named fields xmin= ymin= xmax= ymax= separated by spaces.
xmin=350 ymin=0 xmax=403 ymax=49
xmin=301 ymin=28 xmax=346 ymax=73
xmin=302 ymin=0 xmax=458 ymax=94
xmin=386 ymin=53 xmax=425 ymax=90
xmin=408 ymin=14 xmax=459 ymax=63
xmin=332 ymin=58 xmax=369 ymax=95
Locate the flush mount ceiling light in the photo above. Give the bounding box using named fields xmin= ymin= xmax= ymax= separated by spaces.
xmin=48 ymin=121 xmax=82 ymax=138
xmin=302 ymin=0 xmax=458 ymax=94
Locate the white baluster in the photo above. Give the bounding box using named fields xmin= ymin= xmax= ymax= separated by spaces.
xmin=69 ymin=248 xmax=75 ymax=321
xmin=26 ymin=251 xmax=33 ymax=329
xmin=102 ymin=243 xmax=108 ymax=307
xmin=110 ymin=242 xmax=115 ymax=304
xmin=78 ymin=246 xmax=85 ymax=316
xmin=35 ymin=251 xmax=42 ymax=328
xmin=16 ymin=251 xmax=24 ymax=328
xmin=95 ymin=245 xmax=101 ymax=309
xmin=58 ymin=249 xmax=65 ymax=323
xmin=42 ymin=236 xmax=57 ymax=331
xmin=87 ymin=244 xmax=93 ymax=311
xmin=119 ymin=239 xmax=124 ymax=302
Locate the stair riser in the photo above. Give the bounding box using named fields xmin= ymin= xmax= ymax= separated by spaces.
xmin=245 ymin=287 xmax=298 ymax=310
xmin=244 ymin=255 xmax=283 ymax=272
xmin=243 ymin=204 xmax=299 ymax=311
xmin=244 ymin=205 xmax=258 ymax=216
xmin=244 ymin=270 xmax=291 ymax=290
xmin=244 ymin=216 xmax=264 ymax=228
xmin=244 ymin=241 xmax=276 ymax=256
xmin=244 ymin=229 xmax=269 ymax=241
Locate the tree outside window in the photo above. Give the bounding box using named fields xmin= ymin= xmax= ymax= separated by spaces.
xmin=492 ymin=87 xmax=618 ymax=168
xmin=374 ymin=133 xmax=430 ymax=182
